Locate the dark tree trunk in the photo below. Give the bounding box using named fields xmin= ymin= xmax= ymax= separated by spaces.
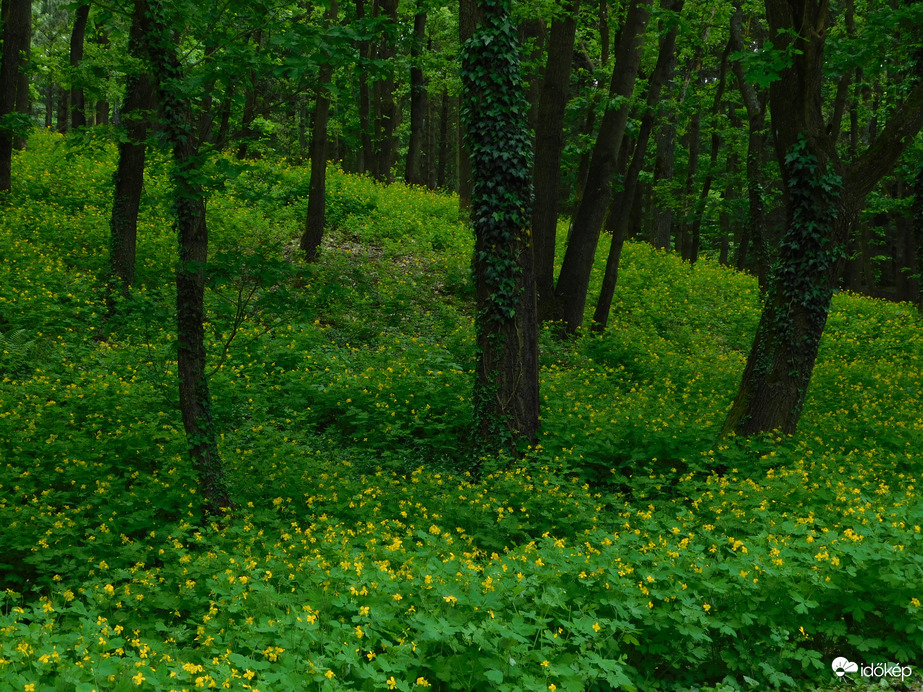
xmin=437 ymin=88 xmax=449 ymax=189
xmin=57 ymin=85 xmax=69 ymax=133
xmin=553 ymin=0 xmax=652 ymax=332
xmin=0 ymin=0 xmax=30 ymax=191
xmin=372 ymin=0 xmax=399 ymax=182
xmin=143 ymin=0 xmax=232 ymax=513
xmin=69 ymin=4 xmax=91 ymax=129
xmin=12 ymin=0 xmax=30 ymax=149
xmin=301 ymin=1 xmax=338 ymax=262
xmin=94 ymin=29 xmax=111 ymax=127
xmin=915 ymin=166 xmax=923 ymax=310
xmin=730 ymin=1 xmax=769 ymax=285
xmin=722 ymin=0 xmax=923 ymax=437
xmin=457 ymin=0 xmax=481 ymax=212
xmin=592 ymin=0 xmax=684 ymax=331
xmin=651 ymin=113 xmax=677 ymax=249
xmin=108 ymin=0 xmax=156 ymax=310
xmin=461 ymin=0 xmax=538 ymax=464
xmin=405 ymin=8 xmax=428 ymax=185
xmin=532 ymin=0 xmax=579 ymax=322
xmin=354 ymin=0 xmax=373 ymax=174
xmin=688 ymin=40 xmax=732 ymax=265
xmin=519 ymin=17 xmax=545 ymax=133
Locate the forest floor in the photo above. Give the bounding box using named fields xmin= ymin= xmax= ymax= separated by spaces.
xmin=0 ymin=131 xmax=921 ymax=690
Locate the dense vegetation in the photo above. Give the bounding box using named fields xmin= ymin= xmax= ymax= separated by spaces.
xmin=1 ymin=134 xmax=921 ymax=690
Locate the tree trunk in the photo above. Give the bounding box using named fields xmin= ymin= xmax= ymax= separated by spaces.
xmin=404 ymin=8 xmax=428 ymax=185
xmin=69 ymin=4 xmax=91 ymax=129
xmin=355 ymin=0 xmax=373 ymax=175
xmin=301 ymin=1 xmax=338 ymax=262
xmin=457 ymin=0 xmax=481 ymax=213
xmin=592 ymin=0 xmax=684 ymax=331
xmin=143 ymin=0 xmax=232 ymax=513
xmin=12 ymin=0 xmax=30 ymax=149
xmin=722 ymin=0 xmax=923 ymax=437
xmin=437 ymin=88 xmax=449 ymax=189
xmin=729 ymin=0 xmax=769 ymax=286
xmin=553 ymin=0 xmax=652 ymax=333
xmin=372 ymin=0 xmax=399 ymax=182
xmin=461 ymin=0 xmax=538 ymax=465
xmin=108 ymin=0 xmax=156 ymax=310
xmin=0 ymin=0 xmax=30 ymax=192
xmin=532 ymin=0 xmax=579 ymax=322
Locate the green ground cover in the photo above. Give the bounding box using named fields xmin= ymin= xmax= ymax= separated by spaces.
xmin=0 ymin=131 xmax=921 ymax=690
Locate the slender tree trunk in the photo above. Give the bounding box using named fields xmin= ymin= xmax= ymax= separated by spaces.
xmin=0 ymin=0 xmax=30 ymax=192
xmin=405 ymin=7 xmax=428 ymax=185
xmin=553 ymin=0 xmax=653 ymax=332
xmin=730 ymin=1 xmax=769 ymax=285
xmin=69 ymin=4 xmax=91 ymax=129
xmin=532 ymin=0 xmax=579 ymax=322
xmin=143 ymin=0 xmax=232 ymax=513
xmin=457 ymin=0 xmax=481 ymax=212
xmin=372 ymin=0 xmax=399 ymax=182
xmin=355 ymin=0 xmax=373 ymax=174
xmin=519 ymin=17 xmax=545 ymax=134
xmin=12 ymin=0 xmax=30 ymax=149
xmin=437 ymin=88 xmax=449 ymax=189
xmin=108 ymin=1 xmax=156 ymax=310
xmin=592 ymin=0 xmax=684 ymax=331
xmin=722 ymin=0 xmax=923 ymax=436
xmin=94 ymin=29 xmax=111 ymax=127
xmin=301 ymin=2 xmax=338 ymax=262
xmin=651 ymin=113 xmax=677 ymax=249
xmin=461 ymin=0 xmax=538 ymax=465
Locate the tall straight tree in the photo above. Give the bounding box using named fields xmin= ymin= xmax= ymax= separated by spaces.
xmin=69 ymin=4 xmax=91 ymax=129
xmin=531 ymin=0 xmax=579 ymax=321
xmin=405 ymin=4 xmax=428 ymax=185
xmin=108 ymin=0 xmax=156 ymax=308
xmin=141 ymin=0 xmax=232 ymax=513
xmin=301 ymin=0 xmax=339 ymax=261
xmin=552 ymin=0 xmax=652 ymax=333
xmin=722 ymin=0 xmax=923 ymax=436
xmin=460 ymin=0 xmax=538 ymax=464
xmin=0 ymin=0 xmax=31 ymax=192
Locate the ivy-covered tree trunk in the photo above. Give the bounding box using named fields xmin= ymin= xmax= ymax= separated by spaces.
xmin=722 ymin=0 xmax=923 ymax=436
xmin=460 ymin=0 xmax=538 ymax=465
xmin=108 ymin=0 xmax=156 ymax=309
xmin=0 ymin=0 xmax=31 ymax=193
xmin=552 ymin=0 xmax=652 ymax=332
xmin=142 ymin=0 xmax=232 ymax=513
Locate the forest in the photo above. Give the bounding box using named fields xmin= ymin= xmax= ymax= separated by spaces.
xmin=1 ymin=0 xmax=923 ymax=690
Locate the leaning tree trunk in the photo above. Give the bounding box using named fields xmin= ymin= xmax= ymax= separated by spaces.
xmin=460 ymin=0 xmax=538 ymax=466
xmin=531 ymin=0 xmax=579 ymax=321
xmin=142 ymin=0 xmax=232 ymax=513
xmin=0 ymin=0 xmax=31 ymax=192
xmin=722 ymin=0 xmax=923 ymax=437
xmin=592 ymin=0 xmax=684 ymax=331
xmin=108 ymin=0 xmax=156 ymax=310
xmin=553 ymin=0 xmax=652 ymax=332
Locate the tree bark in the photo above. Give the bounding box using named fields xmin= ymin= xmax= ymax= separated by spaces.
xmin=531 ymin=0 xmax=579 ymax=322
xmin=722 ymin=0 xmax=923 ymax=436
xmin=729 ymin=0 xmax=769 ymax=285
xmin=142 ymin=0 xmax=232 ymax=513
xmin=301 ymin=0 xmax=338 ymax=262
xmin=461 ymin=0 xmax=538 ymax=465
xmin=405 ymin=7 xmax=428 ymax=185
xmin=69 ymin=4 xmax=91 ymax=129
xmin=0 ymin=0 xmax=30 ymax=192
xmin=108 ymin=1 xmax=156 ymax=310
xmin=592 ymin=0 xmax=684 ymax=331
xmin=553 ymin=0 xmax=653 ymax=332
xmin=372 ymin=0 xmax=399 ymax=182
xmin=457 ymin=0 xmax=481 ymax=213
xmin=12 ymin=0 xmax=30 ymax=149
